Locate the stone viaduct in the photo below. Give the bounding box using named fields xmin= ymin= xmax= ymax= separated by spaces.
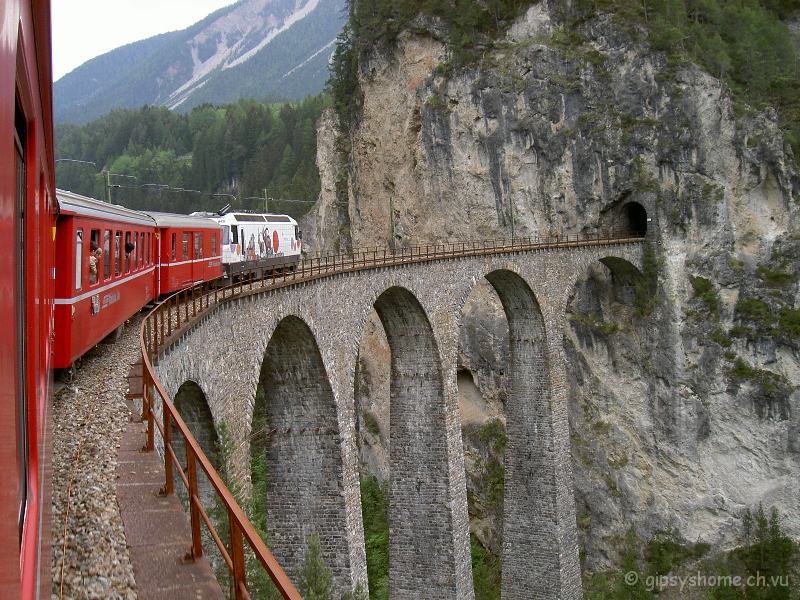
xmin=153 ymin=238 xmax=645 ymax=599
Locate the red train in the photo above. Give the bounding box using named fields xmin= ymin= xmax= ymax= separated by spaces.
xmin=53 ymin=192 xmax=224 ymax=370
xmin=146 ymin=212 xmax=224 ymax=296
xmin=1 ymin=1 xmax=57 ymax=597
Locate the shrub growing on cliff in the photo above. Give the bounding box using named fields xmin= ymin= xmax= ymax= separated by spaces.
xmin=689 ymin=275 xmax=720 ymax=316
xmin=471 ymin=535 xmax=501 ymax=600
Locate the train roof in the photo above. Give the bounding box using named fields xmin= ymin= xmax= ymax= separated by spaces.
xmin=214 ymin=212 xmax=297 ymax=225
xmin=143 ymin=211 xmax=221 ymax=230
xmin=56 ymin=189 xmax=156 ymax=227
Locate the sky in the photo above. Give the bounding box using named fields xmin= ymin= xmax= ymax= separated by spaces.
xmin=51 ymin=0 xmax=238 ymax=81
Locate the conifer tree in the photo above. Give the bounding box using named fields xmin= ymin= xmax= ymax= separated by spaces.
xmin=298 ymin=532 xmax=334 ymax=600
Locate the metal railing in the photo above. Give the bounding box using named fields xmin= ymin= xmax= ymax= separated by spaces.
xmin=137 ymin=230 xmax=644 ymax=598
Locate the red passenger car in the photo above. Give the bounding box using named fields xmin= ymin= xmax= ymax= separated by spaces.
xmin=0 ymin=1 xmax=57 ymax=597
xmin=54 ymin=190 xmax=156 ymax=369
xmin=147 ymin=212 xmax=223 ymax=296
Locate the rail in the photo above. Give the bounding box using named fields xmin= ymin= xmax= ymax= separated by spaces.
xmin=137 ymin=231 xmax=644 ymax=598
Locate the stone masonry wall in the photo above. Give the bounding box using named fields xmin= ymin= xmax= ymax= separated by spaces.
xmin=153 ymin=241 xmax=644 ymax=598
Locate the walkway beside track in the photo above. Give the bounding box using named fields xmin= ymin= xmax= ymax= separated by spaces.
xmin=117 ymin=362 xmax=223 ymax=600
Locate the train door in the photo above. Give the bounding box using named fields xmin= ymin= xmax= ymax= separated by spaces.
xmin=192 ymin=231 xmax=201 ymax=282
xmin=14 ymin=101 xmax=29 ymax=539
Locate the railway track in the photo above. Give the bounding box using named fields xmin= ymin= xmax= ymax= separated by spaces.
xmin=51 ymin=316 xmax=144 ymax=600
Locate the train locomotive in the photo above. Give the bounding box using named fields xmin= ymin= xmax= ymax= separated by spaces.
xmin=206 ymin=211 xmax=302 ymax=280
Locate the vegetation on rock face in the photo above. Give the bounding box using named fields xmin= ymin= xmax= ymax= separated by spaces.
xmin=634 ymin=243 xmax=660 ymax=317
xmin=55 ymin=97 xmax=327 ymax=215
xmin=572 ymin=0 xmax=800 ymax=160
xmin=584 ymin=507 xmax=797 ymax=599
xmin=471 ymin=535 xmax=502 ymax=600
xmin=690 ymin=275 xmax=720 ymax=316
xmin=360 ymin=474 xmax=389 ymax=599
xmin=329 ymin=0 xmax=800 ymax=158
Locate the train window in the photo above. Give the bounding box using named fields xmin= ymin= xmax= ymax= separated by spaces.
xmin=104 ymin=230 xmax=111 ymax=280
xmin=194 ymin=232 xmax=203 ymax=259
xmin=90 ymin=230 xmax=100 ymax=284
xmin=75 ymin=230 xmax=83 ymax=290
xmin=222 ymin=226 xmax=230 ymax=246
xmin=182 ymin=232 xmax=189 ymax=259
xmin=146 ymin=233 xmax=151 ymax=264
xmin=14 ymin=100 xmax=29 ymax=536
xmin=124 ymin=232 xmax=131 ymax=273
xmin=131 ymin=234 xmax=137 ymax=270
xmin=115 ymin=231 xmax=122 ymax=276
xmin=232 ymin=224 xmax=238 ymax=245
xmin=171 ymin=233 xmax=176 ymax=261
xmin=212 ymin=232 xmax=217 ymax=256
xmin=139 ymin=232 xmax=145 ymax=267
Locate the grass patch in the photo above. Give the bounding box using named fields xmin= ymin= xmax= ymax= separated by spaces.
xmin=604 ymin=475 xmax=621 ymax=497
xmin=757 ymin=265 xmax=795 ymax=288
xmin=779 ymin=307 xmax=800 ymax=340
xmin=570 ymin=312 xmax=619 ymax=335
xmin=362 ymin=410 xmax=381 ymax=437
xmin=591 ymin=420 xmax=612 ymax=435
xmin=607 ymin=453 xmax=629 ymax=470
xmin=709 ymin=328 xmax=733 ymax=347
xmin=690 ymin=275 xmax=720 ymax=316
xmin=735 ymin=297 xmax=775 ymax=329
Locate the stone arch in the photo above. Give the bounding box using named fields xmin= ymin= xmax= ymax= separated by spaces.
xmin=563 ymin=249 xmax=652 ymax=588
xmin=172 ymin=380 xmax=220 ymax=520
xmin=478 ymin=269 xmax=565 ymax=599
xmin=255 ymin=315 xmax=349 ymax=589
xmin=371 ymin=286 xmax=462 ymax=598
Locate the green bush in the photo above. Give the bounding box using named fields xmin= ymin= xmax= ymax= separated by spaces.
xmin=570 ymin=312 xmax=619 ymax=335
xmin=757 ymin=265 xmax=795 ymax=288
xmin=362 ymin=410 xmax=381 ymax=437
xmin=471 ymin=535 xmax=501 ymax=600
xmin=690 ymin=275 xmax=720 ymax=315
xmin=735 ymin=297 xmax=774 ymax=329
xmin=644 ymin=529 xmax=709 ymax=577
xmin=360 ymin=474 xmax=389 ymax=599
xmin=779 ymin=307 xmax=800 ymax=340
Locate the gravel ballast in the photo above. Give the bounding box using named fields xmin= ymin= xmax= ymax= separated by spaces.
xmin=51 ymin=316 xmax=143 ymax=600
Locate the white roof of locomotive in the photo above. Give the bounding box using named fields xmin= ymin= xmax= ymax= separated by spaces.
xmin=143 ymin=211 xmax=221 ymax=231
xmin=56 ymin=189 xmax=155 ymax=227
xmin=212 ymin=212 xmax=297 ymax=225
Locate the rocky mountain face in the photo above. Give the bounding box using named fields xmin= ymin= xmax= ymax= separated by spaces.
xmin=54 ymin=0 xmax=345 ymax=124
xmin=304 ymin=1 xmax=800 ymax=570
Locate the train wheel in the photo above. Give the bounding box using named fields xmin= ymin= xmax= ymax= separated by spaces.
xmin=101 ymin=324 xmax=125 ymax=344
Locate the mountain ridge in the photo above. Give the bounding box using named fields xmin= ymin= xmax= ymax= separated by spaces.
xmin=54 ymin=0 xmax=345 ymax=124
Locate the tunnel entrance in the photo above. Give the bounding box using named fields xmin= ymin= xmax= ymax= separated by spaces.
xmin=623 ymin=202 xmax=648 ymax=237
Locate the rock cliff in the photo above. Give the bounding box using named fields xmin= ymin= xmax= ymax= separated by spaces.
xmin=306 ymin=0 xmax=800 ymax=570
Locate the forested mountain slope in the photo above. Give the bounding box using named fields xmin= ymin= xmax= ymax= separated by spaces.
xmin=55 ymin=97 xmax=325 ymax=216
xmin=54 ymin=0 xmax=345 ymax=124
